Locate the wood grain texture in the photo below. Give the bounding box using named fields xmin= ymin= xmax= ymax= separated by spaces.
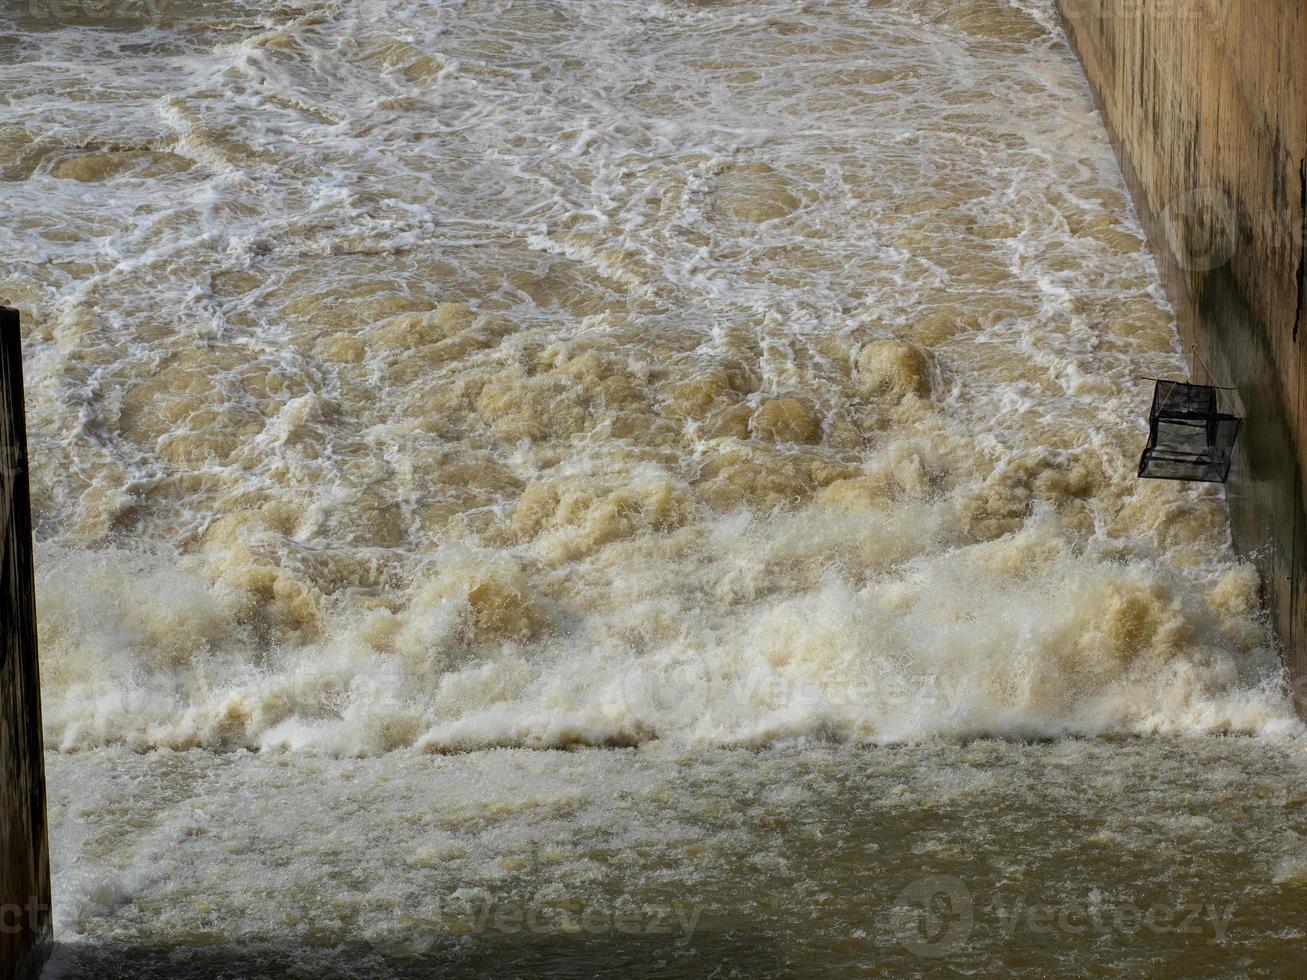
xmin=1055 ymin=0 xmax=1307 ymax=713
xmin=0 ymin=307 xmax=50 ymax=980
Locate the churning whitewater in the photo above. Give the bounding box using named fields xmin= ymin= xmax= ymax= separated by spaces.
xmin=2 ymin=0 xmax=1296 ymax=761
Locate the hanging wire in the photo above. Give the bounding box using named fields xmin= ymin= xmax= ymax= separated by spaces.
xmin=1188 ymin=337 xmax=1216 ymax=387
xmin=1135 ymin=338 xmax=1236 ymax=392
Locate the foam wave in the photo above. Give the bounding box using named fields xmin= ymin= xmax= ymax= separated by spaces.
xmin=36 ymin=498 xmax=1294 ymax=756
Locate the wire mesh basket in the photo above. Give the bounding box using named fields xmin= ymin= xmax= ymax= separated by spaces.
xmin=1137 ymin=379 xmax=1242 ymax=483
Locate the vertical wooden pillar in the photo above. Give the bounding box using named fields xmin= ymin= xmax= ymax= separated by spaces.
xmin=0 ymin=307 xmax=50 ymax=980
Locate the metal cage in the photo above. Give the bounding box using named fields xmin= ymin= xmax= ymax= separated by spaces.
xmin=1137 ymin=379 xmax=1242 ymax=483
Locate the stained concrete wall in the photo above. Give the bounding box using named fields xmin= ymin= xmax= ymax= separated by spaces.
xmin=0 ymin=308 xmax=50 ymax=980
xmin=1054 ymin=0 xmax=1307 ymax=708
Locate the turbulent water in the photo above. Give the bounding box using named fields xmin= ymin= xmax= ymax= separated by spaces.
xmin=4 ymin=0 xmax=1307 ymax=975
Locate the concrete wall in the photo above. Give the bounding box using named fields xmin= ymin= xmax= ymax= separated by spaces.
xmin=1054 ymin=0 xmax=1307 ymax=709
xmin=0 ymin=308 xmax=50 ymax=980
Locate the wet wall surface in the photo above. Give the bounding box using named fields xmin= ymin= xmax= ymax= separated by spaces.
xmin=1056 ymin=0 xmax=1307 ymax=707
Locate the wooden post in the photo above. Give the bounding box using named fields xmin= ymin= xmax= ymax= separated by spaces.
xmin=0 ymin=307 xmax=50 ymax=980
